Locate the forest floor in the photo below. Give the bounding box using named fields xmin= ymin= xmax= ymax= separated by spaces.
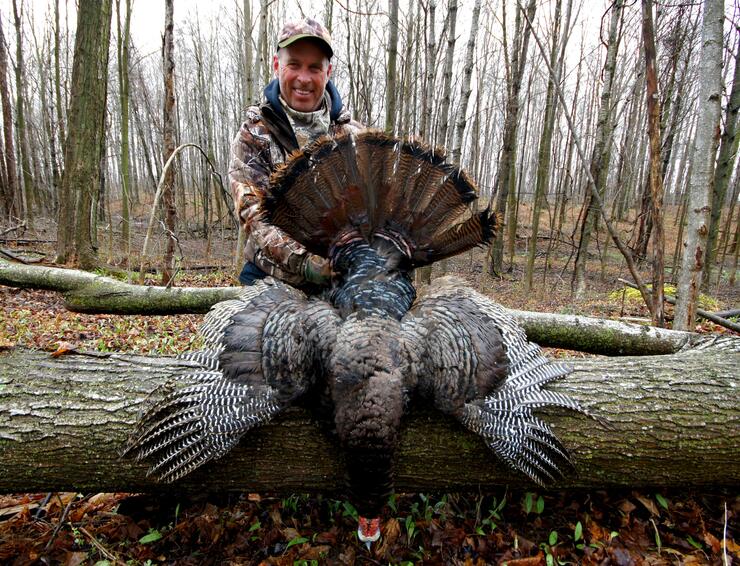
xmin=0 ymin=216 xmax=738 ymax=565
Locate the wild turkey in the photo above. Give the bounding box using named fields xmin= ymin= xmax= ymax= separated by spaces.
xmin=124 ymin=130 xmax=589 ymax=547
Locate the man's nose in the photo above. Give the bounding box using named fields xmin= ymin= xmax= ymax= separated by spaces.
xmin=296 ymin=68 xmax=311 ymax=83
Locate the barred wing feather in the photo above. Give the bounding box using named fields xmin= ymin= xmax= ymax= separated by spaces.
xmin=124 ymin=279 xmax=337 ymax=482
xmin=403 ymin=277 xmax=587 ymax=486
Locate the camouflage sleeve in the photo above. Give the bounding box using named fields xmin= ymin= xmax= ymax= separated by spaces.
xmin=229 ymin=111 xmax=330 ymax=287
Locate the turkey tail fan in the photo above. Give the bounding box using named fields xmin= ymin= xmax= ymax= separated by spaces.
xmin=263 ymin=130 xmax=497 ymax=266
xmin=123 ymin=279 xmax=334 ymax=482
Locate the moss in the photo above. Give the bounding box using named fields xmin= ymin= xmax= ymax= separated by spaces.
xmin=609 ymin=284 xmax=720 ymax=310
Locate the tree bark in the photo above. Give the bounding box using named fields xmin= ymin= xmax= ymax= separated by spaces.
xmin=161 ymin=0 xmax=177 ymax=286
xmin=11 ymin=0 xmax=33 ymax=225
xmin=450 ymin=0 xmax=481 ymax=166
xmin=56 ymin=0 xmax=112 ymax=269
xmin=0 ymin=14 xmax=19 ymax=219
xmin=0 ymin=258 xmax=728 ymax=356
xmin=641 ymin=0 xmax=665 ymax=326
xmin=705 ymin=29 xmax=740 ymax=283
xmin=436 ymin=0 xmax=457 ymax=148
xmin=384 ymin=0 xmax=399 ymax=134
xmin=0 ymin=341 xmax=738 ymax=494
xmin=571 ymin=0 xmax=623 ymax=298
xmin=488 ymin=0 xmax=536 ymax=275
xmin=674 ymin=0 xmax=724 ymax=330
xmin=116 ymin=0 xmax=132 ymax=259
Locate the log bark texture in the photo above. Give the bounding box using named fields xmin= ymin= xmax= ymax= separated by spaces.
xmin=1 ymin=342 xmax=738 ymax=494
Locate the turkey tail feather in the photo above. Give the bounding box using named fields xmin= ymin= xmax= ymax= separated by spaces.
xmin=263 ymin=131 xmax=497 ymax=267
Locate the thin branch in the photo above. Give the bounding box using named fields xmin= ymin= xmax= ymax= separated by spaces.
xmin=139 ymin=142 xmax=234 ymax=282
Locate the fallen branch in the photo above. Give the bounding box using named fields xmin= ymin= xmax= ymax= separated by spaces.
xmin=0 ymin=341 xmax=738 ymax=493
xmin=617 ymin=278 xmax=740 ymax=333
xmin=0 ymin=258 xmax=723 ymax=354
xmin=0 ymin=258 xmax=240 ymax=314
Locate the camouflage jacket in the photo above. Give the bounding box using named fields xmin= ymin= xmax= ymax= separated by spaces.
xmin=230 ymin=79 xmax=363 ymax=287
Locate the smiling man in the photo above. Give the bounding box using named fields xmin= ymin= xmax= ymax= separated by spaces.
xmin=230 ymin=18 xmax=363 ymax=290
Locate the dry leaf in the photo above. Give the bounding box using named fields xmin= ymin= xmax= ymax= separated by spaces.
xmin=51 ymin=341 xmax=78 ymax=357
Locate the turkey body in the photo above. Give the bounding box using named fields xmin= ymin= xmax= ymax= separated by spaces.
xmin=125 ymin=131 xmax=588 ymax=533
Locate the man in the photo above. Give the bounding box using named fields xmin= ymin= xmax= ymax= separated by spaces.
xmin=230 ymin=18 xmax=363 ymax=290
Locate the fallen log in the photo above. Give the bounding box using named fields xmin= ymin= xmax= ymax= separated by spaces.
xmin=0 ymin=258 xmax=726 ymax=356
xmin=1 ymin=340 xmax=738 ymax=494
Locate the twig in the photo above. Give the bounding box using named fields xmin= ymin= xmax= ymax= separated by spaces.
xmin=723 ymin=500 xmax=729 ymax=566
xmin=34 ymin=492 xmax=53 ymax=520
xmin=617 ymin=278 xmax=740 ymax=333
xmin=0 ymin=248 xmax=29 ymax=263
xmin=1 ymin=221 xmax=26 ymax=236
xmin=139 ymin=142 xmax=235 ymax=282
xmin=79 ymin=526 xmax=125 ymax=565
xmin=44 ymin=493 xmax=77 ymax=551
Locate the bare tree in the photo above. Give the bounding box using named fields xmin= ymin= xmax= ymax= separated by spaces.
xmin=525 ymin=0 xmax=570 ymax=291
xmin=674 ymin=0 xmax=724 ymax=330
xmin=55 ymin=0 xmax=112 ymax=269
xmin=419 ymin=0 xmax=436 ymax=141
xmin=11 ymin=0 xmax=33 ymax=223
xmin=705 ymin=28 xmax=740 ymax=284
xmin=385 ymin=0 xmax=399 ymax=134
xmin=571 ymin=0 xmax=623 ymax=298
xmin=0 ymin=14 xmax=19 ymax=219
xmin=116 ymin=0 xmax=132 ymax=258
xmin=161 ymin=0 xmax=177 ymax=285
xmin=641 ymin=0 xmax=666 ymax=326
xmin=488 ymin=0 xmax=536 ymax=275
xmin=436 ymin=0 xmax=457 ymax=147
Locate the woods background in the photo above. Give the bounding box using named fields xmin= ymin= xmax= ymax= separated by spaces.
xmin=0 ymin=0 xmax=737 ymax=329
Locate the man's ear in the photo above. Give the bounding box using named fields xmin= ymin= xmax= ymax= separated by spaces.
xmin=326 ymin=62 xmax=333 ymax=79
xmin=273 ymin=54 xmax=280 ymax=75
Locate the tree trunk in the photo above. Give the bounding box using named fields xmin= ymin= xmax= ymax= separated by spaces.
xmin=450 ymin=0 xmax=481 ymax=166
xmin=705 ymin=35 xmax=740 ymax=283
xmin=674 ymin=0 xmax=723 ymax=330
xmin=242 ymin=0 xmax=254 ymax=109
xmin=161 ymin=0 xmax=177 ymax=286
xmin=11 ymin=0 xmax=33 ymax=225
xmin=525 ymin=0 xmax=566 ymax=291
xmin=53 ymin=0 xmax=66 ymax=161
xmin=116 ymin=0 xmax=132 ymax=259
xmin=0 ymin=14 xmax=19 ymax=219
xmin=0 ymin=341 xmax=737 ymax=494
xmin=384 ymin=0 xmax=399 ymax=134
xmin=641 ymin=0 xmax=665 ymax=326
xmin=0 ymin=258 xmax=727 ymax=356
xmin=56 ymin=0 xmax=112 ymax=269
xmin=571 ymin=0 xmax=623 ymax=298
xmin=436 ymin=0 xmax=457 ymax=147
xmin=415 ymin=0 xmax=437 ymax=285
xmin=419 ymin=0 xmax=436 ymax=141
xmin=488 ymin=0 xmax=536 ymax=275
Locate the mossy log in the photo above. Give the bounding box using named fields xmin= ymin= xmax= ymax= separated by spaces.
xmin=1 ymin=341 xmax=738 ymax=494
xmin=0 ymin=259 xmax=725 ymax=355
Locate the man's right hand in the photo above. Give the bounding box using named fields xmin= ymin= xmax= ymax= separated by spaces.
xmin=303 ymin=254 xmax=332 ymax=286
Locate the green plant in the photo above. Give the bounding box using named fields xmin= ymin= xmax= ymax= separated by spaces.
xmin=404 ymin=515 xmax=417 ymax=544
xmin=138 ymin=528 xmax=163 ymax=544
xmin=285 ymin=535 xmax=308 ymax=550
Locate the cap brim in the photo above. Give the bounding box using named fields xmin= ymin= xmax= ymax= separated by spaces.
xmin=277 ymin=34 xmax=333 ymax=57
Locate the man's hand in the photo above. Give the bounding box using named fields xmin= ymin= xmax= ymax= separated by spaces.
xmin=303 ymin=254 xmax=332 ymax=286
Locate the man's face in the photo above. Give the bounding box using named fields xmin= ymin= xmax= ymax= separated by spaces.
xmin=273 ymin=39 xmax=332 ymax=112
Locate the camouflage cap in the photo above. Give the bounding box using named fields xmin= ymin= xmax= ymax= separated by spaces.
xmin=277 ymin=18 xmax=333 ymax=58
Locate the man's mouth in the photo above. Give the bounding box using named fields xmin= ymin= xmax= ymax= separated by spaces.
xmin=294 ymin=88 xmax=312 ymax=97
